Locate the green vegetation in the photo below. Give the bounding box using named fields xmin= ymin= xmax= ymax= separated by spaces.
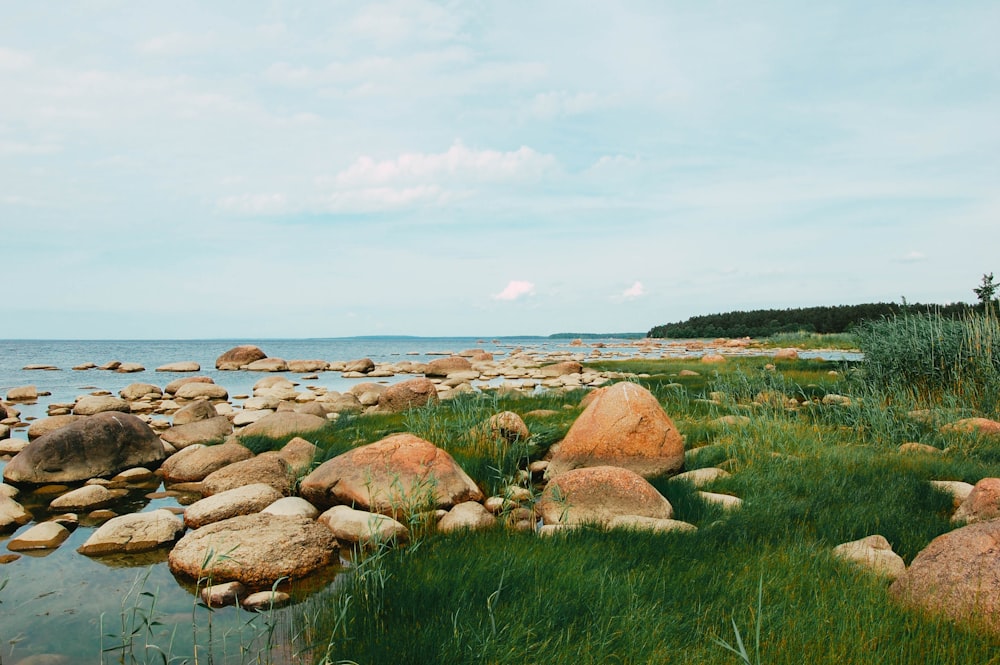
xmin=648 ymin=302 xmax=972 ymax=339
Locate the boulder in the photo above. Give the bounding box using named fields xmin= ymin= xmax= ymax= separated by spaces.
xmin=538 ymin=361 xmax=583 ymax=378
xmin=77 ymin=509 xmax=186 ymax=555
xmin=115 ymin=362 xmax=145 ymax=373
xmin=288 ymin=359 xmax=329 ymax=373
xmin=161 ymin=416 xmax=233 ymax=449
xmin=216 ymin=345 xmax=268 ymax=371
xmin=318 ymin=505 xmax=409 ymax=546
xmin=156 ymin=361 xmax=201 ymax=372
xmin=377 ymin=378 xmax=439 ymax=413
xmin=201 ymin=454 xmax=295 ymax=496
xmin=245 ymin=358 xmax=289 ymax=372
xmin=546 ymin=382 xmax=685 ymax=479
xmin=201 ymin=581 xmax=246 ymax=608
xmin=930 ymin=480 xmax=976 ymax=508
xmin=184 ymin=483 xmax=285 ymax=529
xmin=27 ymin=415 xmax=86 ymax=441
xmin=172 ymin=400 xmax=220 ymax=426
xmin=425 ymin=356 xmax=473 ymax=377
xmin=890 ymin=519 xmax=1000 ymax=633
xmin=175 ymin=383 xmax=229 ymax=401
xmin=486 ymin=411 xmax=530 ymax=443
xmin=237 ymin=412 xmax=327 ymax=441
xmin=73 ymin=395 xmax=131 ymax=416
xmin=168 ymin=513 xmax=339 ymax=587
xmin=437 ymin=501 xmax=496 ymax=533
xmin=537 ymin=466 xmax=673 ymax=526
xmin=276 ymin=437 xmax=319 ymax=476
xmin=49 ymin=485 xmax=127 ymax=511
xmin=773 ymin=348 xmax=799 ymax=361
xmin=159 ymin=442 xmax=254 ymax=483
xmin=832 ymin=535 xmax=906 ymax=579
xmin=3 ymin=412 xmax=166 ymax=485
xmin=262 ymin=497 xmax=320 ymax=519
xmin=0 ymin=423 xmax=8 ymax=441
xmin=0 ymin=496 xmax=32 ymax=532
xmin=941 ymin=418 xmax=1000 ymax=437
xmin=6 ymin=385 xmax=38 ymax=402
xmin=165 ymin=376 xmax=215 ymax=395
xmin=120 ymin=383 xmax=163 ymax=401
xmin=7 ymin=522 xmax=71 ymax=551
xmin=951 ymin=477 xmax=1000 ymax=524
xmin=343 ymin=358 xmax=375 ymax=374
xmin=300 ymin=433 xmax=484 ymax=516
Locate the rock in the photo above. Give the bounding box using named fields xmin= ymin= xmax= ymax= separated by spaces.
xmin=49 ymin=485 xmax=127 ymax=511
xmin=77 ymin=509 xmax=186 ymax=555
xmin=245 ymin=358 xmax=289 ymax=372
xmin=276 ymin=437 xmax=319 ymax=476
xmin=175 ymin=383 xmax=229 ymax=401
xmin=216 ymin=345 xmax=268 ymax=371
xmin=890 ymin=519 xmax=1000 ymax=633
xmin=159 ymin=442 xmax=254 ymax=483
xmin=120 ymin=383 xmax=163 ymax=401
xmin=0 ymin=436 xmax=26 ymax=456
xmin=115 ymin=362 xmax=145 ymax=373
xmin=437 ymin=501 xmax=497 ymax=533
xmin=201 ymin=581 xmax=247 ymax=608
xmin=7 ymin=522 xmax=71 ymax=551
xmin=300 ymin=433 xmax=484 ymax=516
xmin=898 ymin=442 xmax=942 ymax=455
xmin=538 ymin=361 xmax=583 ymax=378
xmin=237 ymin=412 xmax=327 ymax=441
xmin=377 ymin=378 xmax=439 ymax=413
xmin=485 ymin=411 xmax=530 ymax=443
xmin=606 ymin=515 xmax=697 ymax=534
xmin=0 ymin=483 xmax=18 ymax=499
xmin=698 ymin=491 xmax=743 ymax=510
xmin=113 ymin=467 xmax=155 ymax=484
xmin=425 ymin=356 xmax=473 ymax=377
xmin=930 ymin=480 xmax=975 ymax=508
xmin=254 ymin=376 xmax=296 ymax=393
xmin=3 ymin=412 xmax=166 ymax=485
xmin=546 ymin=382 xmax=685 ymax=479
xmin=73 ymin=362 xmax=97 ymax=370
xmin=537 ymin=466 xmax=674 ymax=526
xmin=821 ymin=394 xmax=852 ymax=407
xmin=714 ymin=415 xmax=751 ymax=427
xmin=0 ymin=496 xmax=32 ymax=532
xmin=242 ymin=591 xmax=291 ymax=611
xmin=184 ymin=483 xmax=285 ymax=529
xmin=701 ymin=354 xmax=726 ymax=364
xmin=288 ymin=359 xmax=329 ymax=373
xmin=6 ymin=385 xmax=38 ymax=402
xmin=27 ymin=415 xmax=86 ymax=440
xmin=343 ymin=358 xmax=375 ymax=374
xmin=168 ymin=513 xmax=339 ymax=587
xmin=156 ymin=361 xmax=201 ymax=372
xmin=773 ymin=348 xmax=799 ymax=361
xmin=0 ymin=423 xmax=8 ymax=440
xmin=832 ymin=535 xmax=906 ymax=579
xmin=952 ymin=477 xmax=1000 ymax=524
xmin=679 ymin=369 xmax=700 ymax=377
xmin=161 ymin=416 xmax=233 ymax=449
xmin=941 ymin=418 xmax=1000 ymax=437
xmin=172 ymin=400 xmax=220 ymax=426
xmin=671 ymin=467 xmax=731 ymax=487
xmin=318 ymin=505 xmax=409 ymax=546
xmin=73 ymin=395 xmax=131 ymax=416
xmin=202 ymin=454 xmax=295 ymax=496
xmin=319 ymin=393 xmax=363 ymax=415
xmin=165 ymin=376 xmax=215 ymax=395
xmin=262 ymin=496 xmax=319 ymax=519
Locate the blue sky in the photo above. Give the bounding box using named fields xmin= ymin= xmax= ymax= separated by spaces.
xmin=2 ymin=1 xmax=998 ymax=338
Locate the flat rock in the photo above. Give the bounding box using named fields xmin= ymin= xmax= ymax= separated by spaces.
xmin=0 ymin=496 xmax=33 ymax=532
xmin=50 ymin=485 xmax=127 ymax=511
xmin=184 ymin=483 xmax=284 ymax=529
xmin=159 ymin=442 xmax=254 ymax=483
xmin=242 ymin=590 xmax=291 ymax=611
xmin=6 ymin=385 xmax=38 ymax=402
xmin=161 ymin=416 xmax=233 ymax=449
xmin=671 ymin=467 xmax=731 ymax=487
xmin=168 ymin=513 xmax=339 ymax=587
xmin=245 ymin=358 xmax=289 ymax=372
xmin=73 ymin=395 xmax=131 ymax=416
xmin=300 ymin=433 xmax=483 ymax=516
xmin=175 ymin=383 xmax=229 ymax=401
xmin=537 ymin=466 xmax=673 ymax=526
xmin=156 ymin=361 xmax=201 ymax=372
xmin=78 ymin=509 xmax=186 ymax=555
xmin=7 ymin=522 xmax=70 ymax=551
xmin=237 ymin=412 xmax=327 ymax=441
xmin=930 ymin=480 xmax=975 ymax=508
xmin=165 ymin=376 xmax=215 ymax=395
xmin=606 ymin=515 xmax=697 ymax=534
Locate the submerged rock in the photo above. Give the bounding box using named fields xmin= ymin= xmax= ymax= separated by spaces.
xmin=78 ymin=509 xmax=185 ymax=555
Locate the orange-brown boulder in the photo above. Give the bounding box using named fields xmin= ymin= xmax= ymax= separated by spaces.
xmin=951 ymin=477 xmax=1000 ymax=524
xmin=425 ymin=356 xmax=473 ymax=377
xmin=216 ymin=345 xmax=267 ymax=371
xmin=377 ymin=378 xmax=439 ymax=413
xmin=890 ymin=519 xmax=1000 ymax=634
xmin=299 ymin=433 xmax=483 ymax=516
xmin=941 ymin=418 xmax=1000 ymax=437
xmin=539 ymin=361 xmax=583 ymax=378
xmin=537 ymin=466 xmax=673 ymax=526
xmin=546 ymin=382 xmax=684 ymax=479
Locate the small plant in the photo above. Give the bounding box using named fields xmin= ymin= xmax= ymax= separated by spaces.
xmin=711 ymin=575 xmax=764 ymax=665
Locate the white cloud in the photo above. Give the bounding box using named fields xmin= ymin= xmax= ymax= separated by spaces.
xmin=137 ymin=32 xmax=215 ymax=56
xmin=494 ymin=280 xmax=535 ymax=301
xmin=622 ymin=281 xmax=645 ymax=299
xmin=0 ymin=46 xmax=31 ymax=69
xmin=335 ymin=141 xmax=557 ymax=187
xmin=530 ymin=90 xmax=607 ymax=118
xmin=217 ymin=193 xmax=289 ymax=215
xmin=899 ymin=251 xmax=927 ymax=263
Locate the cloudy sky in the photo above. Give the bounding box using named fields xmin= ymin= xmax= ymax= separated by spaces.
xmin=2 ymin=2 xmax=998 ymax=339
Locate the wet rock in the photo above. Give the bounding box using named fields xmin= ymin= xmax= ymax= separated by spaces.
xmin=242 ymin=590 xmax=291 ymax=611
xmin=201 ymin=581 xmax=246 ymax=608
xmin=49 ymin=485 xmax=127 ymax=511
xmin=156 ymin=361 xmax=201 ymax=372
xmin=0 ymin=496 xmax=32 ymax=532
xmin=3 ymin=412 xmax=166 ymax=485
xmin=7 ymin=521 xmax=71 ymax=551
xmin=78 ymin=509 xmax=186 ymax=555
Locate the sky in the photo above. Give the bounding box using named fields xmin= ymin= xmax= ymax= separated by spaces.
xmin=2 ymin=1 xmax=999 ymax=339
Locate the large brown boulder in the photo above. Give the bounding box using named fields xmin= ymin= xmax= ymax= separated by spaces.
xmin=216 ymin=345 xmax=267 ymax=370
xmin=237 ymin=412 xmax=327 ymax=441
xmin=537 ymin=465 xmax=674 ymax=526
xmin=201 ymin=454 xmax=295 ymax=496
xmin=168 ymin=513 xmax=338 ymax=587
xmin=161 ymin=416 xmax=233 ymax=449
xmin=425 ymin=356 xmax=473 ymax=377
xmin=890 ymin=519 xmax=1000 ymax=634
xmin=951 ymin=477 xmax=1000 ymax=524
xmin=3 ymin=412 xmax=166 ymax=485
xmin=378 ymin=378 xmax=439 ymax=413
xmin=299 ymin=433 xmax=483 ymax=516
xmin=546 ymin=381 xmax=684 ymax=479
xmin=159 ymin=442 xmax=254 ymax=483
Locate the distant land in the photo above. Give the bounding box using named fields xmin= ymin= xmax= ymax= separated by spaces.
xmin=647 ymin=302 xmax=975 ymax=339
xmin=548 ymin=332 xmax=646 ymax=339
